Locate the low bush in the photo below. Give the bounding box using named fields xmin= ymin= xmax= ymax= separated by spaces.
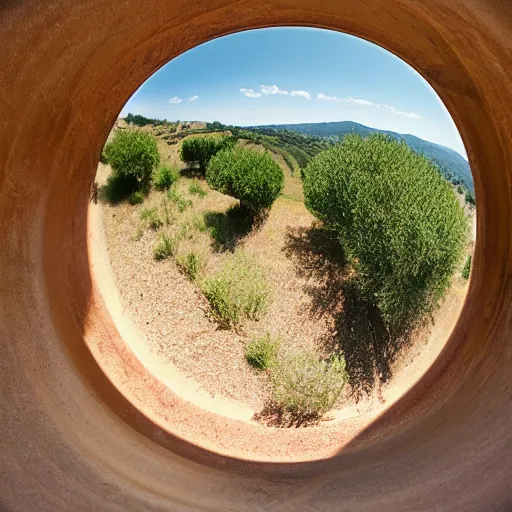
xmin=177 ymin=251 xmax=206 ymax=281
xmin=206 ymin=147 xmax=283 ymax=215
xmin=188 ymin=180 xmax=207 ymax=197
xmin=245 ymin=334 xmax=280 ymax=371
xmin=153 ymin=233 xmax=180 ymax=260
xmin=128 ymin=191 xmax=144 ymax=205
xmin=270 ymin=350 xmax=347 ymax=420
xmin=132 ymin=224 xmax=144 ymax=241
xmin=104 ymin=129 xmax=160 ymax=192
xmin=179 ymin=135 xmax=235 ymax=174
xmin=200 ymin=251 xmax=271 ymax=327
xmin=140 ymin=208 xmax=163 ymax=230
xmin=168 ymin=188 xmax=192 ymax=213
xmin=153 ymin=164 xmax=180 ymax=191
xmin=161 ymin=198 xmax=174 ymax=225
xmin=462 ymin=254 xmax=472 ymax=280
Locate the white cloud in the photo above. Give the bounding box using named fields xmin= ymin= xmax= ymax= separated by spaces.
xmin=169 ymin=96 xmax=182 ymax=104
xmin=344 ymin=96 xmax=375 ymax=106
xmin=291 ymin=90 xmax=311 ymax=99
xmin=341 ymin=97 xmax=425 ymax=120
xmin=188 ymin=95 xmax=199 ymax=102
xmin=317 ymin=93 xmax=340 ymax=102
xmin=402 ymin=112 xmax=425 ymax=120
xmin=240 ymin=88 xmax=262 ymax=98
xmin=259 ymin=84 xmax=289 ymax=95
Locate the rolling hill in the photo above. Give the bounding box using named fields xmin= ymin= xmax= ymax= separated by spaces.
xmin=251 ymin=121 xmax=474 ymax=193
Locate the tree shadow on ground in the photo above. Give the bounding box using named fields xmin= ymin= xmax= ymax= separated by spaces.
xmin=180 ymin=165 xmax=204 ymax=179
xmin=283 ymin=224 xmax=347 ymax=318
xmin=203 ymin=204 xmax=255 ymax=252
xmin=253 ymin=404 xmax=322 ymax=428
xmin=97 ymin=173 xmax=139 ymax=205
xmin=283 ymin=224 xmax=412 ymax=400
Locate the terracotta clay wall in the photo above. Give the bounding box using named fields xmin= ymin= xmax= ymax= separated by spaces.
xmin=1 ymin=0 xmax=511 ymax=510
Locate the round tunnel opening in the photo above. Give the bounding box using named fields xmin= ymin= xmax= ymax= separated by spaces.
xmin=89 ymin=27 xmax=477 ymax=451
xmin=2 ymin=2 xmax=511 ymax=510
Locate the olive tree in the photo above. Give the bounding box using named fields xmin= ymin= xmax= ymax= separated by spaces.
xmin=179 ymin=135 xmax=234 ymax=174
xmin=206 ymin=147 xmax=284 ymax=214
xmin=104 ymin=128 xmax=160 ymax=193
xmin=303 ymin=133 xmax=468 ymax=331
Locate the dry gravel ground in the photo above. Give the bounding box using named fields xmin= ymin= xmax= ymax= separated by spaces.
xmin=95 ymin=135 xmax=472 ymax=421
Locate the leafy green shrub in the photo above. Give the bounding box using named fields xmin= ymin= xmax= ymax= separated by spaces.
xmin=153 ymin=233 xmax=180 ymax=260
xmin=104 ymin=129 xmax=160 ymax=192
xmin=168 ymin=188 xmax=192 ymax=213
xmin=100 ymin=146 xmax=109 ymax=164
xmin=179 ymin=135 xmax=235 ymax=174
xmin=128 ymin=191 xmax=144 ymax=205
xmin=200 ymin=251 xmax=271 ymax=327
xmin=140 ymin=208 xmax=163 ymax=230
xmin=303 ymin=134 xmax=468 ymax=331
xmin=177 ymin=251 xmax=206 ymax=281
xmin=270 ymin=350 xmax=347 ymax=419
xmin=153 ymin=164 xmax=180 ymax=190
xmin=245 ymin=334 xmax=280 ymax=370
xmin=188 ymin=180 xmax=207 ymax=197
xmin=462 ymin=254 xmax=472 ymax=280
xmin=207 ymin=147 xmax=284 ymax=214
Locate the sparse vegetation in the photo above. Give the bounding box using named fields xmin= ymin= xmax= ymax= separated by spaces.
xmin=153 ymin=163 xmax=180 ymax=190
xmin=140 ymin=207 xmax=163 ymax=230
xmin=177 ymin=251 xmax=206 ymax=281
xmin=200 ymin=251 xmax=271 ymax=327
xmin=188 ymin=180 xmax=207 ymax=197
xmin=153 ymin=233 xmax=180 ymax=260
xmin=161 ymin=198 xmax=174 ymax=225
xmin=269 ymin=350 xmax=347 ymax=421
xmin=303 ymin=134 xmax=468 ymax=332
xmin=191 ymin=214 xmax=208 ymax=232
xmin=462 ymin=254 xmax=472 ymax=280
xmin=245 ymin=334 xmax=280 ymax=370
xmin=104 ymin=129 xmax=160 ymax=193
xmin=132 ymin=224 xmax=144 ymax=241
xmin=207 ymin=146 xmax=284 ymax=215
xmin=168 ymin=188 xmax=192 ymax=212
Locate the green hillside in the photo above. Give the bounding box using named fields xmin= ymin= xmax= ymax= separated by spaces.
xmin=252 ymin=121 xmax=474 ymax=194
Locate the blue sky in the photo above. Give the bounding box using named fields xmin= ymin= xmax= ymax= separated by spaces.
xmin=122 ymin=28 xmax=467 ymax=158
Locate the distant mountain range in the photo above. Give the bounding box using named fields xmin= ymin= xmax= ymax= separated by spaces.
xmin=252 ymin=121 xmax=473 ymax=193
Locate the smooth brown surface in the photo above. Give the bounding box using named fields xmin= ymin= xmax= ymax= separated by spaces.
xmin=1 ymin=1 xmax=512 ymax=510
